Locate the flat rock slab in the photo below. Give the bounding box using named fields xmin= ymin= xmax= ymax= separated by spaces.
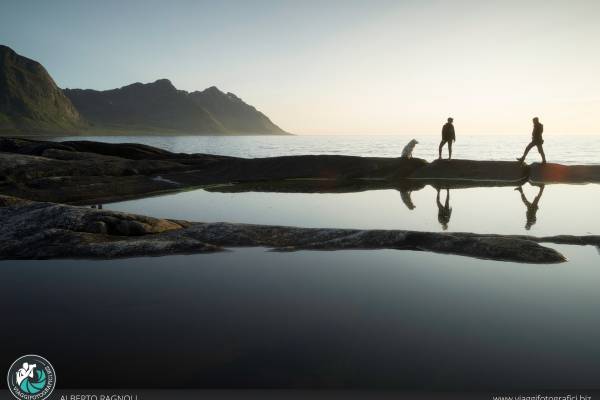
xmin=0 ymin=195 xmax=570 ymax=263
xmin=2 ymin=137 xmax=600 ymax=205
xmin=529 ymin=163 xmax=600 ymax=183
xmin=409 ymin=159 xmax=529 ymax=182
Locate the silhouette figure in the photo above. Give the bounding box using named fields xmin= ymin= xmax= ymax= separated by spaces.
xmin=436 ymin=188 xmax=452 ymax=230
xmin=439 ymin=117 xmax=456 ymax=160
xmin=515 ymin=184 xmax=545 ymax=230
xmin=517 ymin=117 xmax=546 ymax=163
xmin=401 ymin=139 xmax=419 ymax=158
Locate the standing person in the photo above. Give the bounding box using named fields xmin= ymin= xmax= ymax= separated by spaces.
xmin=439 ymin=117 xmax=456 ymax=160
xmin=517 ymin=117 xmax=546 ymax=163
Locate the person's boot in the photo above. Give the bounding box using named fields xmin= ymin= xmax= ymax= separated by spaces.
xmin=516 ymin=157 xmax=524 ymax=163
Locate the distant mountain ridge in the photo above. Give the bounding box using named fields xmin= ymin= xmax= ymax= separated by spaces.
xmin=64 ymin=80 xmax=287 ymax=135
xmin=189 ymin=86 xmax=285 ymax=134
xmin=0 ymin=45 xmax=288 ymax=135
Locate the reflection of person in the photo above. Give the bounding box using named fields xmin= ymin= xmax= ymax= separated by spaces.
xmin=439 ymin=117 xmax=456 ymax=160
xmin=16 ymin=363 xmax=36 ymax=385
xmin=517 ymin=117 xmax=546 ymax=163
xmin=515 ymin=184 xmax=545 ymax=230
xmin=436 ymin=188 xmax=452 ymax=230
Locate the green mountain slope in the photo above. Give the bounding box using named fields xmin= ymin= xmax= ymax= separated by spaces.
xmin=0 ymin=45 xmax=86 ymax=133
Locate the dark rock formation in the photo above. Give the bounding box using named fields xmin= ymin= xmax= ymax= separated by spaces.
xmin=529 ymin=162 xmax=600 ymax=183
xmin=2 ymin=137 xmax=600 ymax=204
xmin=0 ymin=195 xmax=570 ymax=263
xmin=0 ymin=45 xmax=86 ymax=133
xmin=409 ymin=159 xmax=528 ymax=183
xmin=0 ymin=137 xmax=426 ymax=203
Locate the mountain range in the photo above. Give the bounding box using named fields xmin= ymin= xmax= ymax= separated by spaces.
xmin=0 ymin=45 xmax=287 ymax=135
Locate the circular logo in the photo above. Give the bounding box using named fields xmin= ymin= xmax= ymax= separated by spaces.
xmin=6 ymin=355 xmax=56 ymax=400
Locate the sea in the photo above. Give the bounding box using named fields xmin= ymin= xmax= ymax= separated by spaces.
xmin=1 ymin=134 xmax=599 ymax=391
xmin=49 ymin=134 xmax=600 ymax=164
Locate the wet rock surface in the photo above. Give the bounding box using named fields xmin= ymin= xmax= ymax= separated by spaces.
xmin=409 ymin=159 xmax=529 ymax=183
xmin=1 ymin=138 xmax=599 ymax=263
xmin=0 ymin=137 xmax=426 ymax=203
xmin=529 ymin=162 xmax=600 ymax=183
xmin=0 ymin=195 xmax=577 ymax=263
xmin=2 ymin=137 xmax=599 ymax=204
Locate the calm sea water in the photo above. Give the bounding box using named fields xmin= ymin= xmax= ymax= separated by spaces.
xmin=50 ymin=134 xmax=600 ymax=165
xmin=2 ymin=135 xmax=600 ymax=390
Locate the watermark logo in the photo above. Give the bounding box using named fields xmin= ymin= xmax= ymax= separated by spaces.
xmin=7 ymin=355 xmax=56 ymax=400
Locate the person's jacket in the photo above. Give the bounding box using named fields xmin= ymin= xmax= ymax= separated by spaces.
xmin=442 ymin=123 xmax=455 ymax=141
xmin=532 ymin=122 xmax=543 ymax=143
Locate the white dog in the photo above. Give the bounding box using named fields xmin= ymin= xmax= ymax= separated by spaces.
xmin=401 ymin=139 xmax=419 ymax=158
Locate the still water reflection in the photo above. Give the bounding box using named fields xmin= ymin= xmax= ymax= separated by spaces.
xmin=102 ymin=182 xmax=598 ymax=236
xmin=1 ymin=246 xmax=599 ymax=389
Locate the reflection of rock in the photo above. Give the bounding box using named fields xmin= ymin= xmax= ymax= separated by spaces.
xmin=0 ymin=195 xmax=571 ymax=263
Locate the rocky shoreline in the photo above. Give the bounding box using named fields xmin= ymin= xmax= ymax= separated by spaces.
xmin=1 ymin=137 xmax=599 ymax=262
xmin=2 ymin=194 xmax=589 ymax=263
xmin=2 ymin=137 xmax=600 ymax=204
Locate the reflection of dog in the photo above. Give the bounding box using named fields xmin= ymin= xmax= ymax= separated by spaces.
xmin=401 ymin=139 xmax=419 ymax=158
xmin=399 ymin=189 xmax=415 ymax=210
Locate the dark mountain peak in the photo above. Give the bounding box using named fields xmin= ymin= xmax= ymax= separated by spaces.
xmin=0 ymin=44 xmax=19 ymax=58
xmin=0 ymin=44 xmax=86 ymax=133
xmin=196 ymin=85 xmax=225 ymax=96
xmin=119 ymin=78 xmax=176 ymax=93
xmin=189 ymin=87 xmax=286 ymax=134
xmin=226 ymin=92 xmax=242 ymax=101
xmin=0 ymin=45 xmax=44 ymax=74
xmin=0 ymin=44 xmax=15 ymax=56
xmin=150 ymin=78 xmax=176 ymax=89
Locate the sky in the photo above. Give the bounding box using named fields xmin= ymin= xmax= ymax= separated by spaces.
xmin=1 ymin=0 xmax=599 ymax=135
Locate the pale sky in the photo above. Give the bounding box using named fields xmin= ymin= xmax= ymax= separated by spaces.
xmin=1 ymin=0 xmax=599 ymax=134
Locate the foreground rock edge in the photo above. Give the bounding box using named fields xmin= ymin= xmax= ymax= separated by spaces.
xmin=0 ymin=195 xmax=584 ymax=264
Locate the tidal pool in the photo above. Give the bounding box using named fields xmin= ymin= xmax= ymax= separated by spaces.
xmin=1 ymin=245 xmax=599 ymax=389
xmin=102 ymin=183 xmax=600 ymax=236
xmin=1 ymin=183 xmax=599 ymax=389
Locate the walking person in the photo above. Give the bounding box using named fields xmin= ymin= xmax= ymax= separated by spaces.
xmin=439 ymin=117 xmax=455 ymax=160
xmin=517 ymin=117 xmax=546 ymax=163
